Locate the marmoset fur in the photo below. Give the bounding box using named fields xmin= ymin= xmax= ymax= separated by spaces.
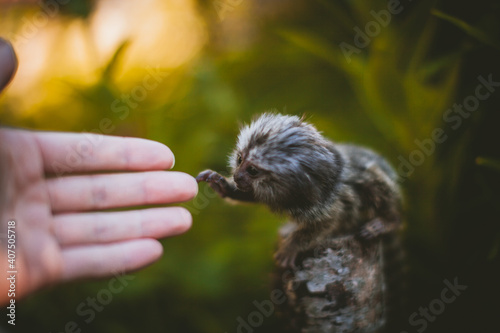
xmin=196 ymin=113 xmax=402 ymax=268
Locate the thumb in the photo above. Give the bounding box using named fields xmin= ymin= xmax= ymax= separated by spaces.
xmin=0 ymin=38 xmax=18 ymax=94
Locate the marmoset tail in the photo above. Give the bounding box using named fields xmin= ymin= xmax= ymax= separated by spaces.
xmin=196 ymin=112 xmax=402 ymax=268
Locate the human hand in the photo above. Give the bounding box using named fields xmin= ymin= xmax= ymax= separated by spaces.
xmin=0 ymin=129 xmax=197 ymax=302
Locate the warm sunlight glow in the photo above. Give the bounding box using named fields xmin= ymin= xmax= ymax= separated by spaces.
xmin=0 ymin=0 xmax=206 ymax=116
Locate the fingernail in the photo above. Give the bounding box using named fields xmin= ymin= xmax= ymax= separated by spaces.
xmin=179 ymin=208 xmax=193 ymax=230
xmin=190 ymin=175 xmax=199 ymax=196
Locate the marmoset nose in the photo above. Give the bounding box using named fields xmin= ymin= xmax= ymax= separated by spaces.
xmin=234 ymin=170 xmax=252 ymax=192
xmin=234 ymin=171 xmax=245 ymax=183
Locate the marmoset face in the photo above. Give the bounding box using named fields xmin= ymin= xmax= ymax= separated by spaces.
xmin=229 ymin=113 xmax=338 ymax=210
xmin=232 ymin=151 xmax=263 ymax=192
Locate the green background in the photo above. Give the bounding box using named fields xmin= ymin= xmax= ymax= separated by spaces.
xmin=1 ymin=0 xmax=499 ymax=332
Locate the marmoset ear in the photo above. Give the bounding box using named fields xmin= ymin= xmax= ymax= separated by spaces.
xmin=0 ymin=38 xmax=18 ymax=94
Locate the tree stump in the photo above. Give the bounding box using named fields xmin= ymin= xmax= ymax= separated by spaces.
xmin=276 ymin=230 xmax=387 ymax=333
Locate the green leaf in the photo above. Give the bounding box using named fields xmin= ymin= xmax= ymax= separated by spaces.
xmin=102 ymin=40 xmax=131 ymax=81
xmin=432 ymin=9 xmax=500 ymax=50
xmin=275 ymin=28 xmax=363 ymax=76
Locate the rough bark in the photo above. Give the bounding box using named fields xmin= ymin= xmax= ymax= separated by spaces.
xmin=276 ymin=233 xmax=387 ymax=333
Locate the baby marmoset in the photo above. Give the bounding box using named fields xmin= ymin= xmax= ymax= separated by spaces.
xmin=196 ymin=113 xmax=402 ymax=268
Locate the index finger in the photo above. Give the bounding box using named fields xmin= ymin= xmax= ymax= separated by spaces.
xmin=34 ymin=132 xmax=175 ymax=174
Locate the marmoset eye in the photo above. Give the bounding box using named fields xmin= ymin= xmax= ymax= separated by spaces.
xmin=237 ymin=154 xmax=243 ymax=165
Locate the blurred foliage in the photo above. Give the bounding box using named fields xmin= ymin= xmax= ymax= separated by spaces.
xmin=1 ymin=0 xmax=500 ymax=332
xmin=55 ymin=0 xmax=95 ymax=18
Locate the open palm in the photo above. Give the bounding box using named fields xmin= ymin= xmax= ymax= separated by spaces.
xmin=0 ymin=129 xmax=197 ymax=301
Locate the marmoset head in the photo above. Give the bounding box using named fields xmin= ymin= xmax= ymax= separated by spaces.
xmin=229 ymin=112 xmax=342 ymax=212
